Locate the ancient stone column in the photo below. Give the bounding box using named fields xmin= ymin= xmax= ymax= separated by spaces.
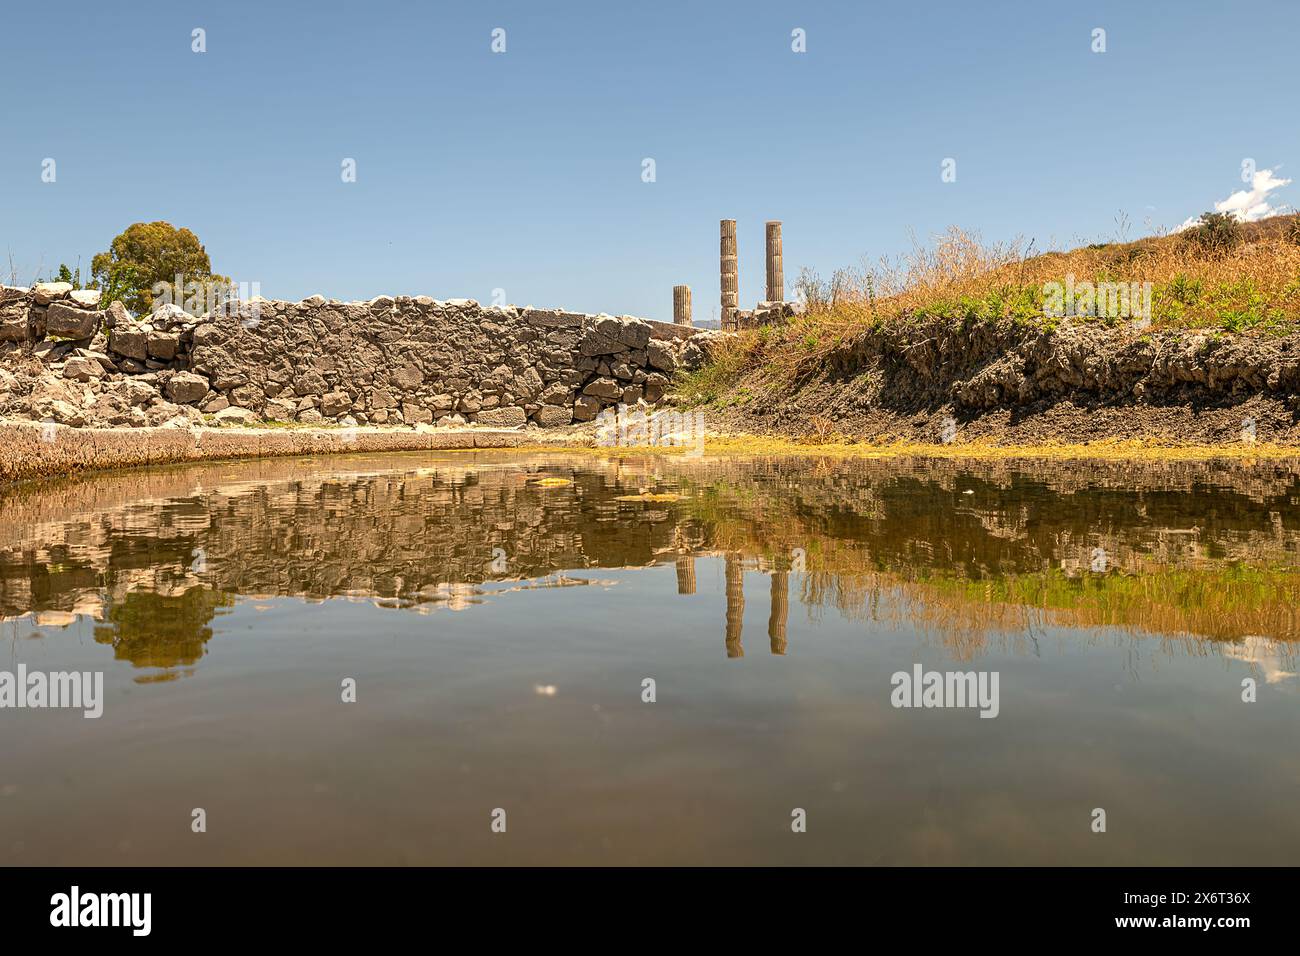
xmin=675 ymin=554 xmax=697 ymax=595
xmin=765 ymin=220 xmax=783 ymax=303
xmin=724 ymin=552 xmax=744 ymax=658
xmin=720 ymin=219 xmax=738 ymax=330
xmin=768 ymin=570 xmax=789 ymax=655
xmin=673 ymin=285 xmax=692 ymax=326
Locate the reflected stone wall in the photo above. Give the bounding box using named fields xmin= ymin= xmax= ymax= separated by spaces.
xmin=2 ymin=452 xmax=1299 ymax=676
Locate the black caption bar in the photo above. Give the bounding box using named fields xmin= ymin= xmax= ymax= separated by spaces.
xmin=0 ymin=867 xmax=1287 ymax=943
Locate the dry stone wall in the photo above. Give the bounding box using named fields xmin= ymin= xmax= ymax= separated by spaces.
xmin=0 ymin=284 xmax=719 ymax=429
xmin=192 ymin=295 xmax=713 ymax=427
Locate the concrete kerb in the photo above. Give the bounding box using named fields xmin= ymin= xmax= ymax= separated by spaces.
xmin=0 ymin=421 xmax=534 ymax=485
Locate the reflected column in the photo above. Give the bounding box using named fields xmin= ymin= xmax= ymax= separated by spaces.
xmin=724 ymin=553 xmax=744 ymax=658
xmin=675 ymin=554 xmax=697 ymax=595
xmin=768 ymin=570 xmax=789 ymax=655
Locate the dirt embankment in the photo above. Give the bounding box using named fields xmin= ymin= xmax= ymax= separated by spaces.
xmin=701 ymin=318 xmax=1300 ymax=445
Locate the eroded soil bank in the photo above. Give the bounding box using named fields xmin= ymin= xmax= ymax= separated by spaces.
xmin=10 ymin=319 xmax=1300 ymax=486
xmin=696 ymin=318 xmax=1300 ymax=445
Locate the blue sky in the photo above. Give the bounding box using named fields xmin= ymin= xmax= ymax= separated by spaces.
xmin=2 ymin=0 xmax=1297 ymax=322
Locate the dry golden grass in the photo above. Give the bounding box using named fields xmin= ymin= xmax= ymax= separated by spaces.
xmin=799 ymin=225 xmax=1027 ymax=315
xmin=802 ymin=214 xmax=1300 ymax=330
xmin=535 ymin=436 xmax=1300 ymax=461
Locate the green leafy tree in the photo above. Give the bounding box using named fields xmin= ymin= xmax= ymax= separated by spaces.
xmin=98 ymin=262 xmax=142 ymax=312
xmin=1184 ymin=211 xmax=1243 ymax=258
xmin=52 ymin=263 xmax=85 ymax=289
xmin=91 ymin=221 xmax=229 ymax=314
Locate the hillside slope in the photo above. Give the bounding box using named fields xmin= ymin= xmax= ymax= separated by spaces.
xmin=682 ymin=214 xmax=1300 ymax=445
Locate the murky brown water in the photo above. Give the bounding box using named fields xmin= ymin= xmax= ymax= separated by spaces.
xmin=2 ymin=451 xmax=1298 ymax=864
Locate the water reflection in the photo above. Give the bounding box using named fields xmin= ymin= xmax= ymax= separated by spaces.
xmin=2 ymin=451 xmax=1298 ymax=681
xmin=5 ymin=450 xmax=1300 ymax=866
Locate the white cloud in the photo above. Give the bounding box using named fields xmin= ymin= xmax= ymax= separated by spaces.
xmin=1222 ymin=636 xmax=1296 ymax=684
xmin=1175 ymin=167 xmax=1292 ymax=231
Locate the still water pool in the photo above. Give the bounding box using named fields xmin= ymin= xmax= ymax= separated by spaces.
xmin=2 ymin=451 xmax=1297 ymax=864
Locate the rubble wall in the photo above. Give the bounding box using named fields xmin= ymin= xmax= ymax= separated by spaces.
xmin=0 ymin=283 xmax=717 ymax=430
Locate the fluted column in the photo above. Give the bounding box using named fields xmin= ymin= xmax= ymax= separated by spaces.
xmin=768 ymin=570 xmax=789 ymax=655
xmin=720 ymin=219 xmax=738 ymax=331
xmin=724 ymin=552 xmax=744 ymax=658
xmin=675 ymin=554 xmax=696 ymax=594
xmin=765 ymin=221 xmax=783 ymax=302
xmin=673 ymin=285 xmax=692 ymax=326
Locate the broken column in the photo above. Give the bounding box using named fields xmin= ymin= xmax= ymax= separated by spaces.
xmin=765 ymin=221 xmax=783 ymax=303
xmin=725 ymin=552 xmax=744 ymax=658
xmin=768 ymin=570 xmax=789 ymax=655
xmin=720 ymin=219 xmax=738 ymax=331
xmin=675 ymin=554 xmax=697 ymax=595
xmin=673 ymin=285 xmax=692 ymax=327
